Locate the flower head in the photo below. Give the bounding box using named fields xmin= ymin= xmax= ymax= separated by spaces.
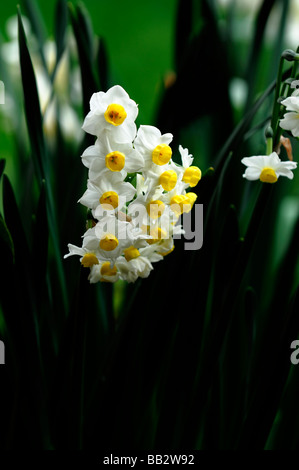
xmin=82 ymin=85 xmax=138 ymax=142
xmin=81 ymin=134 xmax=144 ymax=179
xmin=241 ymin=152 xmax=297 ymax=182
xmin=134 ymin=125 xmax=173 ymax=170
xmin=78 ymin=173 xmax=136 ymax=215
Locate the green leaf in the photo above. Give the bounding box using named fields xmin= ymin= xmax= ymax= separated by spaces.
xmin=69 ymin=2 xmax=99 ymax=118
xmin=156 ymin=0 xmax=233 ymax=154
xmin=2 ymin=173 xmax=30 ymax=263
xmin=214 ymin=66 xmax=292 ymax=171
xmin=244 ymin=0 xmax=278 ymax=109
xmin=21 ymin=0 xmax=48 ymax=74
xmin=18 ymin=8 xmax=68 ymax=314
xmin=237 ymin=284 xmax=299 ymax=449
xmin=174 ymin=0 xmax=193 ymax=71
xmin=0 ymin=215 xmax=14 ymax=265
xmin=32 ymin=180 xmax=48 ymax=292
xmin=76 ymin=2 xmax=94 ymax=55
xmin=0 ymin=159 xmax=5 ymax=181
xmin=18 ymin=7 xmax=45 ymax=183
xmin=96 ymin=36 xmax=109 ymax=91
xmin=52 ymin=0 xmax=68 ymax=81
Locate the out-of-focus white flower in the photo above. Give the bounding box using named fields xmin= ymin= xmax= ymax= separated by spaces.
xmin=82 ymin=85 xmax=138 ymax=142
xmin=229 ymin=77 xmax=248 ymax=110
xmin=241 ymin=152 xmax=297 ymax=182
xmin=280 ymin=96 xmax=299 ymax=137
xmin=1 ymin=15 xmax=83 ymax=143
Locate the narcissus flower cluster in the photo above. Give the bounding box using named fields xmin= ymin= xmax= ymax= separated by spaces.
xmin=64 ymin=85 xmax=201 ymax=283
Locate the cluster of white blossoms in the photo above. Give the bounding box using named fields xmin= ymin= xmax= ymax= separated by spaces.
xmin=64 ymin=85 xmax=201 ymax=283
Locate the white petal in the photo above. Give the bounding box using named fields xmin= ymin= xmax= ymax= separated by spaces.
xmin=241 ymin=155 xmax=266 ymax=168
xmin=276 ymin=161 xmax=297 ymax=179
xmin=106 ymin=85 xmax=128 ymax=100
xmin=109 ymin=122 xmax=137 ymax=144
xmin=81 ymin=143 xmax=101 ymax=168
xmin=64 ymin=243 xmax=85 ymax=258
xmin=78 ymin=188 xmax=98 ymax=208
xmin=281 ymin=96 xmax=299 ymax=112
xmin=90 ymin=91 xmax=107 ymax=111
xmin=119 ymin=181 xmax=136 ymax=200
xmin=82 ymin=111 xmax=106 ymax=136
xmin=88 ymin=159 xmax=107 ymax=179
xmin=179 ymin=145 xmax=193 ymax=167
xmin=124 ymin=149 xmax=144 ymax=173
xmin=266 ymin=152 xmax=281 ymax=167
xmin=280 ymin=113 xmax=299 ymax=133
xmin=276 ymin=168 xmax=294 ymax=179
xmin=243 ymin=167 xmax=261 ymax=180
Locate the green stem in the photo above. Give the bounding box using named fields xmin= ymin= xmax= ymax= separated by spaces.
xmin=266 ymin=137 xmax=273 ymax=155
xmin=271 ymin=56 xmax=284 ymax=147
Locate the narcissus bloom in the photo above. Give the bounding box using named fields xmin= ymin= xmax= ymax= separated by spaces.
xmin=65 ymin=85 xmax=201 ymax=283
xmin=78 ymin=173 xmax=136 ymax=215
xmin=178 ymin=145 xmax=202 ymax=188
xmin=241 ymin=152 xmax=297 ymax=182
xmin=82 ymin=85 xmax=138 ymax=142
xmin=81 ymin=134 xmax=144 ymax=178
xmin=280 ymin=96 xmax=299 ymax=137
xmin=134 ymin=125 xmax=173 ymax=170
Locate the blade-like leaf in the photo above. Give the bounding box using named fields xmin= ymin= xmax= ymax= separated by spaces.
xmin=96 ymin=36 xmax=109 ymax=92
xmin=18 ymin=7 xmax=45 ymax=183
xmin=69 ymin=3 xmax=99 ymax=119
xmin=18 ymin=8 xmax=68 ymax=314
xmin=0 ymin=159 xmax=5 ymax=181
xmin=22 ymin=0 xmax=48 ymax=74
xmin=0 ymin=215 xmax=14 ymax=265
xmin=174 ymin=0 xmax=193 ymax=71
xmin=52 ymin=0 xmax=68 ymax=81
xmin=245 ymin=0 xmax=278 ymax=109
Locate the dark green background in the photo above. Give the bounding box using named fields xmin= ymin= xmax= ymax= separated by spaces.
xmin=1 ymin=0 xmax=177 ymax=124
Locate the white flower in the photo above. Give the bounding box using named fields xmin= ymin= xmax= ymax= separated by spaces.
xmin=143 ymin=163 xmax=178 ymax=195
xmin=82 ymin=85 xmax=138 ymax=142
xmin=134 ymin=125 xmax=173 ymax=171
xmin=81 ymin=133 xmax=144 ymax=179
xmin=116 ymin=255 xmax=153 ymax=283
xmin=116 ymin=244 xmax=164 ymax=283
xmin=78 ymin=173 xmax=136 ymax=215
xmin=127 ymin=185 xmax=166 ymax=226
xmin=178 ymin=145 xmax=202 ymax=188
xmin=64 ymin=220 xmax=128 ymax=264
xmin=64 ymin=243 xmax=119 ymax=282
xmin=179 ymin=145 xmax=193 ymax=168
xmin=88 ymin=262 xmax=119 ymax=283
xmin=241 ymin=152 xmax=297 ymax=182
xmin=280 ymin=96 xmax=299 ymax=137
xmin=94 ymin=214 xmax=149 ymax=251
